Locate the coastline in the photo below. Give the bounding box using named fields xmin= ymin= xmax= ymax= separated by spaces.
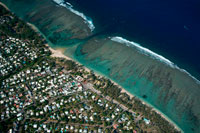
xmin=0 ymin=1 xmax=182 ymax=132
xmin=49 ymin=46 xmax=135 ymax=99
xmin=49 ymin=47 xmax=71 ymax=60
xmin=0 ymin=2 xmax=9 ymax=10
xmin=47 ymin=44 xmax=182 ymax=132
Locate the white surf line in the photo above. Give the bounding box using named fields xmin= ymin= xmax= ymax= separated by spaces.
xmin=53 ymin=0 xmax=95 ymax=32
xmin=111 ymin=36 xmax=200 ymax=85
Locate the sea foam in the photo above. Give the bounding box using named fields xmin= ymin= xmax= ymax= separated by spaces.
xmin=111 ymin=36 xmax=200 ymax=84
xmin=53 ymin=0 xmax=95 ymax=31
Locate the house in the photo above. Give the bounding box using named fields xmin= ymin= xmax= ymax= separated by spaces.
xmin=98 ymin=128 xmax=102 ymax=133
xmin=144 ymin=118 xmax=150 ymax=125
xmin=113 ymin=124 xmax=118 ymax=129
xmin=90 ymin=116 xmax=94 ymax=121
xmin=33 ymin=124 xmax=37 ymax=128
xmin=70 ymin=126 xmax=74 ymax=130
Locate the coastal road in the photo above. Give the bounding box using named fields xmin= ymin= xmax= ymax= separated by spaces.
xmin=81 ymin=82 xmax=140 ymax=118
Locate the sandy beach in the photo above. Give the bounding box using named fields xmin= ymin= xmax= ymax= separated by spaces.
xmin=49 ymin=45 xmax=134 ymax=98
xmin=48 ymin=45 xmax=182 ymax=132
xmin=0 ymin=2 xmax=9 ymax=10
xmin=47 ymin=44 xmax=182 ymax=131
xmin=49 ymin=47 xmax=71 ymax=60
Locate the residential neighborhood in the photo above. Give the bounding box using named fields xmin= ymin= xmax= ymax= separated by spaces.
xmin=0 ymin=36 xmax=153 ymax=132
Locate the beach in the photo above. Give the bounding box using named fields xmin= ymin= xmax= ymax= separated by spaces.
xmin=0 ymin=2 xmax=9 ymax=10
xmin=49 ymin=47 xmax=71 ymax=60
xmin=47 ymin=42 xmax=182 ymax=132
xmin=49 ymin=45 xmax=134 ymax=97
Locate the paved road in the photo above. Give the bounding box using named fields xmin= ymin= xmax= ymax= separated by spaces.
xmin=81 ymin=82 xmax=142 ymax=120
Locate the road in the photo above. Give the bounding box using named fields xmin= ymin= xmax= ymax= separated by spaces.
xmin=81 ymin=82 xmax=142 ymax=121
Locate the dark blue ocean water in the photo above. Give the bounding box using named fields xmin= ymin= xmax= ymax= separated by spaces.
xmin=66 ymin=0 xmax=200 ymax=79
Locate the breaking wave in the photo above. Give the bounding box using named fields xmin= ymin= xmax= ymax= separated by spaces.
xmin=53 ymin=0 xmax=95 ymax=31
xmin=111 ymin=36 xmax=200 ymax=84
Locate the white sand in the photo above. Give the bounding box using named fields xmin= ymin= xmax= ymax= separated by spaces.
xmin=0 ymin=2 xmax=9 ymax=10
xmin=48 ymin=45 xmax=181 ymax=132
xmin=49 ymin=47 xmax=72 ymax=60
xmin=49 ymin=46 xmax=91 ymax=72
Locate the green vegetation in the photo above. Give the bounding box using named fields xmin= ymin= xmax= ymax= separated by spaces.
xmin=0 ymin=5 xmax=46 ymax=45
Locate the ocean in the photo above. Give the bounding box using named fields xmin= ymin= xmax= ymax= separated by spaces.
xmin=65 ymin=0 xmax=200 ymax=80
xmin=1 ymin=0 xmax=200 ymax=132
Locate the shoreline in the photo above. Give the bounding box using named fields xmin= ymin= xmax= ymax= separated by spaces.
xmin=0 ymin=1 xmax=182 ymax=132
xmin=48 ymin=45 xmax=134 ymax=100
xmin=0 ymin=2 xmax=9 ymax=10
xmin=48 ymin=45 xmax=182 ymax=132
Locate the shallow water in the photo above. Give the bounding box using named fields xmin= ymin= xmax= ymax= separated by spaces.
xmin=1 ymin=0 xmax=200 ymax=132
xmin=76 ymin=37 xmax=200 ymax=132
